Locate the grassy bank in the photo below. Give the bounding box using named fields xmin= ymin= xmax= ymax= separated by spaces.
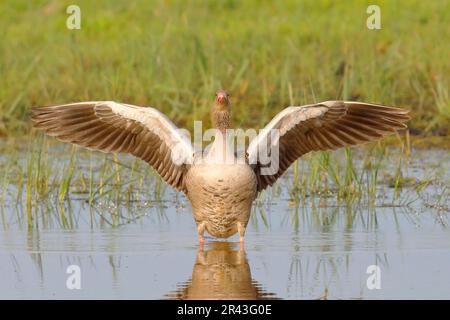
xmin=0 ymin=0 xmax=449 ymax=137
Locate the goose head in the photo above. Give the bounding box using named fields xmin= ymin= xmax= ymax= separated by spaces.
xmin=214 ymin=90 xmax=230 ymax=108
xmin=212 ymin=90 xmax=231 ymax=133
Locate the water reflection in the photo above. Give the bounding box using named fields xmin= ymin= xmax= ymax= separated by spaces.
xmin=166 ymin=242 xmax=277 ymax=300
xmin=1 ymin=149 xmax=449 ymax=299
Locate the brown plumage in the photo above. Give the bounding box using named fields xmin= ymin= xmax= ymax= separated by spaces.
xmin=31 ymin=92 xmax=410 ymax=245
xmin=31 ymin=101 xmax=193 ymax=192
xmin=247 ymin=101 xmax=410 ymax=191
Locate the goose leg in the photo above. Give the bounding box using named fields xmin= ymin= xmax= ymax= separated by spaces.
xmin=237 ymin=222 xmax=246 ymax=249
xmin=197 ymin=222 xmax=206 ymax=248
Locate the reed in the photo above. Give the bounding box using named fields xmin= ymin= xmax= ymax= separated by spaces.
xmin=0 ymin=127 xmax=447 ymax=230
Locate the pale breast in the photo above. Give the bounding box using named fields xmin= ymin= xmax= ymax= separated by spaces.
xmin=185 ymin=164 xmax=257 ymax=238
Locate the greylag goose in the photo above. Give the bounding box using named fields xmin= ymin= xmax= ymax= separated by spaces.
xmin=32 ymin=91 xmax=409 ymax=245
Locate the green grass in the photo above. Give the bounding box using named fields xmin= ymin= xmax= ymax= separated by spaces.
xmin=0 ymin=0 xmax=449 ymax=135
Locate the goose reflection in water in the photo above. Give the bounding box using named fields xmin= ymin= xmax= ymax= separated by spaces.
xmin=166 ymin=242 xmax=277 ymax=300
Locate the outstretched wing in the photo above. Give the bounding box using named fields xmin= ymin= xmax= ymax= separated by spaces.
xmin=246 ymin=101 xmax=409 ymax=192
xmin=32 ymin=101 xmax=194 ymax=192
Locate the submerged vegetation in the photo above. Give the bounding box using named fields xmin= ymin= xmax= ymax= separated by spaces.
xmin=0 ymin=133 xmax=448 ymax=230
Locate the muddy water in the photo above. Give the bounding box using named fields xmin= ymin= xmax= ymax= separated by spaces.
xmin=0 ymin=148 xmax=449 ymax=299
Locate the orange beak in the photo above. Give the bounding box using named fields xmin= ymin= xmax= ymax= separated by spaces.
xmin=216 ymin=93 xmax=228 ymax=106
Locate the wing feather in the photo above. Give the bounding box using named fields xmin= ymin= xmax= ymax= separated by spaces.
xmin=32 ymin=101 xmax=194 ymax=192
xmin=247 ymin=101 xmax=409 ymax=191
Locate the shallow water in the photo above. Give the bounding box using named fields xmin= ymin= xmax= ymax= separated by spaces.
xmin=0 ymin=147 xmax=449 ymax=299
